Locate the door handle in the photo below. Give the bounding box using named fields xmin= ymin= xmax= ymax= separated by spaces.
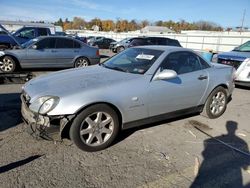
xmin=74 ymin=50 xmax=79 ymax=53
xmin=198 ymin=75 xmax=208 ymax=80
xmin=51 ymin=50 xmax=57 ymax=53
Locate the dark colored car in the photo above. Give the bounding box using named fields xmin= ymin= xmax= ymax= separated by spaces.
xmin=217 ymin=41 xmax=250 ymax=87
xmin=0 ymin=36 xmax=100 ymax=73
xmin=0 ymin=24 xmax=52 ymax=50
xmin=87 ymin=36 xmax=104 ymax=45
xmin=110 ymin=37 xmax=182 ymax=53
xmin=92 ymin=38 xmax=116 ymax=49
xmin=129 ymin=37 xmax=182 ymax=48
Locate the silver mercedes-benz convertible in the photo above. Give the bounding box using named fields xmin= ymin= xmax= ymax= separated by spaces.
xmin=21 ymin=46 xmax=235 ymax=151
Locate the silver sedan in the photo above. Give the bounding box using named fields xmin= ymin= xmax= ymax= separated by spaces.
xmin=21 ymin=46 xmax=235 ymax=151
xmin=0 ymin=36 xmax=100 ymax=73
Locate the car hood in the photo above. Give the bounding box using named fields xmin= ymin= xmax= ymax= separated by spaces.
xmin=24 ymin=65 xmax=141 ymax=99
xmin=218 ymin=51 xmax=250 ymax=61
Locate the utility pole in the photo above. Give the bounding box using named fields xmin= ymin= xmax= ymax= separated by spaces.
xmin=240 ymin=9 xmax=246 ymax=33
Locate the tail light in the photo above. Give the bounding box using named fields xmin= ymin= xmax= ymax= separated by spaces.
xmin=96 ymin=50 xmax=100 ymax=57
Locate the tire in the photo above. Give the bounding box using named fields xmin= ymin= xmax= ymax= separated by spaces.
xmin=74 ymin=57 xmax=89 ymax=68
xmin=201 ymin=86 xmax=228 ymax=119
xmin=117 ymin=46 xmax=125 ymax=53
xmin=0 ymin=56 xmax=16 ymax=73
xmin=69 ymin=104 xmax=120 ymax=152
xmin=0 ymin=44 xmax=10 ymax=50
xmin=112 ymin=49 xmax=117 ymax=53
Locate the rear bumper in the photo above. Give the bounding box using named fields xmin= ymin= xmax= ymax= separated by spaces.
xmin=89 ymin=57 xmax=100 ymax=65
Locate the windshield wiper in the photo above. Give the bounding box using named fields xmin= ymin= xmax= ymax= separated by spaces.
xmin=110 ymin=66 xmax=126 ymax=72
xmin=101 ymin=64 xmax=126 ymax=72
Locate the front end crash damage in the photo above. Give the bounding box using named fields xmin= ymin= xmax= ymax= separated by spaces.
xmin=21 ymin=94 xmax=75 ymax=141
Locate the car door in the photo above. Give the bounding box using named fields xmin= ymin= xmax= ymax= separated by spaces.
xmin=24 ymin=37 xmax=56 ymax=68
xmin=54 ymin=37 xmax=76 ymax=67
xmin=148 ymin=51 xmax=209 ymax=117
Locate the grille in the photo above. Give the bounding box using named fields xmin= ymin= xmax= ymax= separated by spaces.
xmin=217 ymin=58 xmax=242 ymax=70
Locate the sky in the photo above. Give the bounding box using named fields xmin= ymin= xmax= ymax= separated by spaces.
xmin=0 ymin=0 xmax=249 ymax=28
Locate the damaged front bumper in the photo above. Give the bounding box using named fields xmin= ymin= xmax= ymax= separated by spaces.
xmin=21 ymin=94 xmax=74 ymax=141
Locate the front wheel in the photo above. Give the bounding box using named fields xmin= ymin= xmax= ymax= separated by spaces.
xmin=117 ymin=46 xmax=125 ymax=53
xmin=69 ymin=104 xmax=119 ymax=152
xmin=0 ymin=56 xmax=16 ymax=73
xmin=202 ymin=86 xmax=228 ymax=119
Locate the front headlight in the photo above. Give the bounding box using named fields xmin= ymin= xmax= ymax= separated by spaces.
xmin=29 ymin=96 xmax=59 ymax=114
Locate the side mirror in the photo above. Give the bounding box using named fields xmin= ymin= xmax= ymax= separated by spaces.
xmin=31 ymin=45 xmax=37 ymax=49
xmin=153 ymin=69 xmax=177 ymax=81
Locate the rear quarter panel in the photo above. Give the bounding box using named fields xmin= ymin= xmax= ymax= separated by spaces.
xmin=200 ymin=64 xmax=234 ymax=105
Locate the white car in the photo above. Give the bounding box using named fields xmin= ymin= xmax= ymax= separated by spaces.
xmin=217 ymin=41 xmax=250 ymax=87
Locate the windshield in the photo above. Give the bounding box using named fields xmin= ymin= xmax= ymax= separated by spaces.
xmin=120 ymin=38 xmax=130 ymax=43
xmin=21 ymin=38 xmax=39 ymax=48
xmin=101 ymin=48 xmax=163 ymax=74
xmin=233 ymin=41 xmax=250 ymax=52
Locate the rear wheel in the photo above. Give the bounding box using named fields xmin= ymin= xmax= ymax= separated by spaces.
xmin=74 ymin=57 xmax=89 ymax=68
xmin=202 ymin=86 xmax=228 ymax=119
xmin=0 ymin=56 xmax=16 ymax=73
xmin=69 ymin=104 xmax=119 ymax=152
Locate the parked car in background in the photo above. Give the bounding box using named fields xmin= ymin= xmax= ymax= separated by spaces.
xmin=21 ymin=46 xmax=234 ymax=151
xmin=217 ymin=41 xmax=250 ymax=87
xmin=110 ymin=37 xmax=182 ymax=53
xmin=0 ymin=24 xmax=52 ymax=50
xmin=0 ymin=36 xmax=100 ymax=73
xmin=87 ymin=36 xmax=104 ymax=45
xmin=91 ymin=38 xmax=116 ymax=49
xmin=129 ymin=37 xmax=182 ymax=48
xmin=69 ymin=35 xmax=87 ymax=44
xmin=109 ymin=37 xmax=132 ymax=53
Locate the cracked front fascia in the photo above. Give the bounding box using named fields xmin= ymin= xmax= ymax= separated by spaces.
xmin=59 ymin=115 xmax=75 ymax=137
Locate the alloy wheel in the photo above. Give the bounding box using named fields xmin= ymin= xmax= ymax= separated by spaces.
xmin=79 ymin=112 xmax=114 ymax=146
xmin=0 ymin=57 xmax=14 ymax=72
xmin=209 ymin=91 xmax=226 ymax=115
xmin=75 ymin=58 xmax=89 ymax=67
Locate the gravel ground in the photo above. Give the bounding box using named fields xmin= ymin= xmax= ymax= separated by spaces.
xmin=0 ymin=50 xmax=250 ymax=188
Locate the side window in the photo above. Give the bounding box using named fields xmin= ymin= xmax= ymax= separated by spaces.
xmin=0 ymin=31 xmax=8 ymax=35
xmin=199 ymin=57 xmax=210 ymax=69
xmin=56 ymin=38 xmax=74 ymax=48
xmin=38 ymin=28 xmax=48 ymax=36
xmin=35 ymin=38 xmax=55 ymax=49
xmin=18 ymin=28 xmax=35 ymax=39
xmin=104 ymin=39 xmax=108 ymax=43
xmin=131 ymin=39 xmax=147 ymax=46
xmin=158 ymin=38 xmax=168 ymax=45
xmin=73 ymin=40 xmax=81 ymax=48
xmin=168 ymin=39 xmax=181 ymax=47
xmin=160 ymin=52 xmax=202 ymax=74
